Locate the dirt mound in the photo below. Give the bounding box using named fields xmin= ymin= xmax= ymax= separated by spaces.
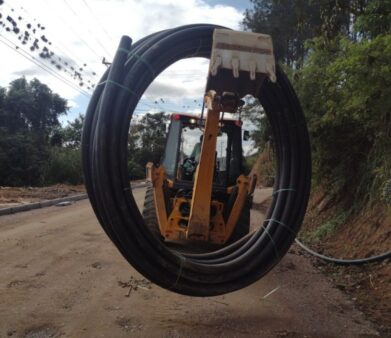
xmin=0 ymin=184 xmax=85 ymax=208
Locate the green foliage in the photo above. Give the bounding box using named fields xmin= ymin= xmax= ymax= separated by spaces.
xmin=0 ymin=77 xmax=87 ymax=186
xmin=312 ymin=212 xmax=347 ymax=240
xmin=61 ymin=113 xmax=84 ymax=148
xmin=354 ymin=0 xmax=391 ymax=38
xmin=0 ymin=132 xmax=49 ymax=186
xmin=0 ymin=76 xmax=168 ymax=185
xmin=245 ymin=0 xmax=391 ymax=215
xmin=1 ymin=77 xmax=68 ymax=138
xmin=45 ymin=147 xmax=83 ymax=185
xmin=127 ymin=159 xmax=145 ymax=180
xmin=241 ymin=96 xmax=272 ymax=152
xmin=127 ymin=112 xmax=169 ymax=180
xmin=243 ymin=0 xmax=361 ymax=66
xmin=243 ymin=154 xmax=258 ymax=175
xmin=293 ymin=35 xmax=391 ymax=209
xmin=243 ymin=0 xmax=322 ymax=66
xmin=0 ymin=77 xmax=69 ymax=186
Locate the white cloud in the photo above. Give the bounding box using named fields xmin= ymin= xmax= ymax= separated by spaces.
xmin=67 ymin=100 xmax=79 ymax=110
xmin=0 ymin=0 xmax=243 ymax=111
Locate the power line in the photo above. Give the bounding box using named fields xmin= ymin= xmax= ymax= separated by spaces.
xmin=2 ymin=0 xmax=99 ymax=85
xmin=62 ymin=0 xmax=113 ymax=59
xmin=4 ymin=1 xmax=81 ymax=65
xmin=0 ymin=35 xmax=91 ymax=97
xmin=40 ymin=0 xmax=105 ymax=61
xmin=81 ymin=0 xmax=114 ymax=45
xmin=0 ymin=37 xmax=91 ymax=97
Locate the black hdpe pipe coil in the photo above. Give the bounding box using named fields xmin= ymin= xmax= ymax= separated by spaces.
xmin=81 ymin=24 xmax=312 ymax=296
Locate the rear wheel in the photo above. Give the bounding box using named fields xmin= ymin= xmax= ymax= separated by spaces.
xmin=142 ymin=183 xmax=163 ymax=240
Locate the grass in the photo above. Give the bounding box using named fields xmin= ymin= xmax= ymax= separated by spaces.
xmin=311 ymin=212 xmax=348 ymax=240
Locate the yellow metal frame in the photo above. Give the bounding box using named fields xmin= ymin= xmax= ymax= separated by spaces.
xmin=186 ymin=104 xmax=221 ymax=241
xmin=147 ymin=163 xmax=253 ymax=244
xmin=222 ymin=175 xmax=250 ymax=241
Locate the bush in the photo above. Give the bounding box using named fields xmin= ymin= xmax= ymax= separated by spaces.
xmin=45 ymin=147 xmax=83 ymax=185
xmin=0 ymin=132 xmax=49 ymax=186
xmin=312 ymin=212 xmax=347 ymax=240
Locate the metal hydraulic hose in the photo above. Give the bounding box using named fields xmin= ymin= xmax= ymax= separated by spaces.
xmin=82 ymin=24 xmax=311 ymax=296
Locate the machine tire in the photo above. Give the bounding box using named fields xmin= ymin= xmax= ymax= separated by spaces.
xmin=142 ymin=184 xmax=163 ymax=240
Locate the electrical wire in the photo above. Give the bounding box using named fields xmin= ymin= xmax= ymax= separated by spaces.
xmin=81 ymin=0 xmax=114 ymax=44
xmin=0 ymin=35 xmax=91 ymax=97
xmin=62 ymin=0 xmax=113 ymax=58
xmin=82 ymin=24 xmax=312 ymax=296
xmin=41 ymin=0 xmax=104 ymax=60
xmin=2 ymin=0 xmax=99 ymax=83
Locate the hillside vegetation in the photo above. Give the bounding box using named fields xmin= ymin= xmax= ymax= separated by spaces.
xmin=244 ymin=0 xmax=390 ymax=241
xmin=244 ymin=2 xmax=390 ymax=331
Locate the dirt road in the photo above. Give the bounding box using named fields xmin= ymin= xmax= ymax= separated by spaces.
xmin=0 ymin=188 xmax=379 ymax=338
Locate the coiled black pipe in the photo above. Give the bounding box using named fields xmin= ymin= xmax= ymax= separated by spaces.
xmin=82 ymin=24 xmax=311 ymax=296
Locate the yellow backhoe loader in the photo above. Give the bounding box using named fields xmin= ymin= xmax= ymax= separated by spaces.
xmin=144 ymin=109 xmax=256 ymax=245
xmin=143 ymin=29 xmax=276 ymax=245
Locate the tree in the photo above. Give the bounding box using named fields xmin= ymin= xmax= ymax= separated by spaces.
xmin=0 ymin=77 xmax=68 ymax=186
xmin=127 ymin=112 xmax=169 ymax=179
xmin=355 ymin=0 xmax=391 ymax=38
xmin=242 ymin=0 xmax=371 ymax=67
xmin=243 ymin=0 xmax=323 ymax=66
xmin=294 ymin=34 xmax=391 ymax=209
xmin=61 ymin=113 xmax=84 ymax=148
xmin=45 ymin=114 xmax=85 ymax=185
xmin=2 ymin=78 xmax=67 ymax=138
xmin=243 ymin=0 xmax=391 ymax=211
xmin=241 ymin=96 xmax=271 ymax=152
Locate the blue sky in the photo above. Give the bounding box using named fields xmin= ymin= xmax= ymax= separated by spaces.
xmin=206 ymin=0 xmax=252 ymax=10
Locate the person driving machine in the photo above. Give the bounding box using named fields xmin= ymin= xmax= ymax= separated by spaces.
xmin=190 ymin=135 xmax=203 ymax=163
xmin=182 ymin=135 xmax=203 ymax=180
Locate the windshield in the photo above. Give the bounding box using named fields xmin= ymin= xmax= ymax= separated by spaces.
xmin=179 ymin=126 xmax=229 ymax=184
xmin=162 ymin=120 xmax=242 ymax=186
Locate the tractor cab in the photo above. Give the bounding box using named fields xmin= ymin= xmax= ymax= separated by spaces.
xmin=161 ymin=113 xmax=243 ymax=190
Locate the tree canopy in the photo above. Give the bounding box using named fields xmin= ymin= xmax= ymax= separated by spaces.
xmin=0 ymin=77 xmax=85 ymax=186
xmin=128 ymin=112 xmax=169 ymax=180
xmin=244 ymin=0 xmax=391 ymax=209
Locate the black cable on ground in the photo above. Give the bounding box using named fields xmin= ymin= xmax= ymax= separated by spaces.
xmin=81 ymin=24 xmax=312 ymax=296
xmin=295 ymin=239 xmax=391 ymax=265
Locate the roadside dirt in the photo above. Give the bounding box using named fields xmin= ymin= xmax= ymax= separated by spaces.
xmin=301 ymin=190 xmax=391 ymax=336
xmin=0 ymin=188 xmax=379 ymax=337
xmin=0 ymin=184 xmax=85 ymax=208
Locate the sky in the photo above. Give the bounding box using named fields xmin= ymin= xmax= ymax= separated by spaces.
xmin=0 ymin=0 xmax=253 ymax=125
